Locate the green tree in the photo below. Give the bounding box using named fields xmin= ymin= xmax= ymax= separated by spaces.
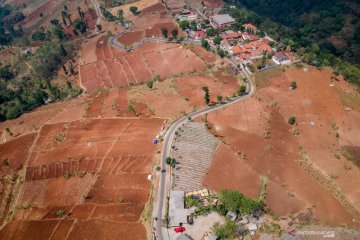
xmin=31 ymin=27 xmax=46 ymax=41
xmin=213 ymin=35 xmax=222 ymax=45
xmin=201 ymin=38 xmax=210 ymax=50
xmin=218 ymin=189 xmax=243 ymax=212
xmin=288 ymin=116 xmax=296 ymax=125
xmin=129 ymin=6 xmax=138 ymax=15
xmin=60 ymin=44 xmax=67 ymax=56
xmin=146 ymin=80 xmax=153 ymax=89
xmin=238 ymin=85 xmax=246 ymax=95
xmin=74 ymin=19 xmax=87 ymax=33
xmin=161 ymin=28 xmax=168 ymax=38
xmin=217 ymin=95 xmax=223 ymax=102
xmin=205 ymin=28 xmax=215 ymax=37
xmin=69 ymin=62 xmax=74 ymax=75
xmin=179 ymin=20 xmax=189 ymax=30
xmin=202 ymin=86 xmax=210 ymax=105
xmin=0 ymin=67 xmax=14 ymax=80
xmin=213 ymin=218 xmax=237 ymax=239
xmin=171 ymin=29 xmax=178 ymax=39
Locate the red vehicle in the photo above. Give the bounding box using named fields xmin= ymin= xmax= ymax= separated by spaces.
xmin=174 ymin=227 xmax=185 ymax=233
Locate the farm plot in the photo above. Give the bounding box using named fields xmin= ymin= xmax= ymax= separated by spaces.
xmin=0 ymin=118 xmax=164 ymax=239
xmin=80 ymin=41 xmax=207 ymax=91
xmin=171 ymin=122 xmax=219 ymax=192
xmin=203 ymin=66 xmax=360 ymax=227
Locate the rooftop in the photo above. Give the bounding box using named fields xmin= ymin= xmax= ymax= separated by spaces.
xmin=211 ymin=14 xmax=236 ymax=25
xmin=169 ymin=191 xmax=192 ymax=226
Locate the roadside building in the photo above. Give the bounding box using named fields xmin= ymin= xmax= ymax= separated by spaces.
xmin=169 ymin=191 xmax=192 ymax=227
xmin=210 ymin=14 xmax=236 ymax=29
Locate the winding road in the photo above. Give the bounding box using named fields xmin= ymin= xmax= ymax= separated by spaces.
xmin=90 ymin=1 xmax=255 ymax=239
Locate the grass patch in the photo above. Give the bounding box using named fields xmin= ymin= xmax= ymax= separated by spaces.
xmin=259 ymin=176 xmax=268 ymax=200
xmin=341 ymin=146 xmax=360 ymax=167
xmin=334 ymin=87 xmax=360 ymax=111
xmin=254 ymin=65 xmax=283 ymax=89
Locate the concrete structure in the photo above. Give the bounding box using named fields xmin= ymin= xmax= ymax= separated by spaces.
xmin=169 ymin=191 xmax=192 ymax=227
xmin=177 ymin=234 xmax=192 ymax=240
xmin=210 ymin=14 xmax=236 ymax=29
xmin=273 ymin=51 xmax=289 ymax=64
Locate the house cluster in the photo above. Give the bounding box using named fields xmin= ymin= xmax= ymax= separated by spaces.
xmin=163 ymin=0 xmax=297 ymax=72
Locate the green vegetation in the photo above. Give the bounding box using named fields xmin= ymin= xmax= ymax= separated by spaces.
xmin=213 ymin=35 xmax=222 ymax=45
xmin=205 ymin=28 xmax=216 ymax=37
xmin=201 ymin=38 xmax=210 ymax=50
xmin=218 ymin=189 xmax=264 ymax=214
xmin=100 ymin=6 xmax=118 ymax=21
xmin=0 ymin=5 xmax=25 ymax=46
xmin=202 ymin=86 xmax=210 ymax=105
xmin=288 ymin=116 xmax=296 ymax=125
xmin=179 ymin=20 xmax=190 ymax=30
xmin=161 ymin=28 xmax=168 ymax=38
xmin=238 ymin=85 xmax=246 ymax=95
xmin=0 ymin=40 xmax=82 ymax=121
xmin=129 ymin=6 xmax=138 ymax=15
xmin=103 ymin=0 xmax=131 ymax=8
xmin=165 ymin=157 xmax=177 ymax=168
xmin=290 ymin=81 xmax=297 ymax=89
xmin=2 ymin=159 xmax=9 ymax=166
xmin=146 ymin=80 xmax=153 ymax=89
xmin=213 ymin=218 xmax=237 ymax=239
xmin=171 ymin=29 xmax=178 ymax=39
xmin=217 ymin=95 xmax=223 ymax=102
xmin=223 ymin=1 xmax=360 ymax=90
xmin=56 ymin=209 xmax=65 ymax=217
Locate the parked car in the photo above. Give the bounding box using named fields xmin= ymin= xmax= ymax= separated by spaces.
xmin=187 ymin=215 xmax=194 ymax=225
xmin=174 ymin=227 xmax=186 ymax=233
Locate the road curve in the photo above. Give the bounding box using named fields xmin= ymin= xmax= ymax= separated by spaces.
xmin=154 ymin=73 xmax=254 ymax=240
xmin=92 ymin=2 xmax=255 ymax=237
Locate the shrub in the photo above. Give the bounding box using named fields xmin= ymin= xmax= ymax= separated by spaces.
xmin=238 ymin=85 xmax=246 ymax=95
xmin=146 ymin=80 xmax=153 ymax=89
xmin=217 ymin=95 xmax=223 ymax=102
xmin=129 ymin=6 xmax=138 ymax=15
xmin=290 ymin=81 xmax=297 ymax=89
xmin=213 ymin=218 xmax=237 ymax=239
xmin=288 ymin=116 xmax=296 ymax=125
xmin=56 ymin=209 xmax=65 ymax=217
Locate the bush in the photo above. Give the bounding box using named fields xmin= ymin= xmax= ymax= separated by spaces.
xmin=290 ymin=81 xmax=297 ymax=89
xmin=146 ymin=80 xmax=153 ymax=89
xmin=288 ymin=116 xmax=296 ymax=125
xmin=56 ymin=209 xmax=65 ymax=217
xmin=238 ymin=85 xmax=246 ymax=95
xmin=129 ymin=6 xmax=138 ymax=15
xmin=217 ymin=95 xmax=223 ymax=102
xmin=213 ymin=218 xmax=237 ymax=239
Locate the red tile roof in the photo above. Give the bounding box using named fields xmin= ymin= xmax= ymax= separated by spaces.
xmin=243 ymin=24 xmax=257 ymax=31
xmin=222 ymin=32 xmax=240 ymax=39
xmin=249 ymin=35 xmax=259 ymax=41
xmin=261 ymin=38 xmax=270 ymax=45
xmin=196 ymin=30 xmax=206 ymax=38
xmin=252 ymin=49 xmax=262 ymax=56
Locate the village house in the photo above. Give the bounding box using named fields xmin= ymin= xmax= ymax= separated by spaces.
xmin=222 ymin=30 xmax=240 ymax=41
xmin=243 ymin=23 xmax=258 ymax=32
xmin=210 ymin=14 xmax=236 ymax=29
xmin=273 ymin=51 xmax=289 ymax=64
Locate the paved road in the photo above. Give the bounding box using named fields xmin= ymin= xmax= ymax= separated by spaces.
xmin=96 ymin=2 xmax=255 ymax=238
xmin=153 ymin=69 xmax=254 ymax=240
xmin=91 ymin=0 xmax=103 ymax=19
